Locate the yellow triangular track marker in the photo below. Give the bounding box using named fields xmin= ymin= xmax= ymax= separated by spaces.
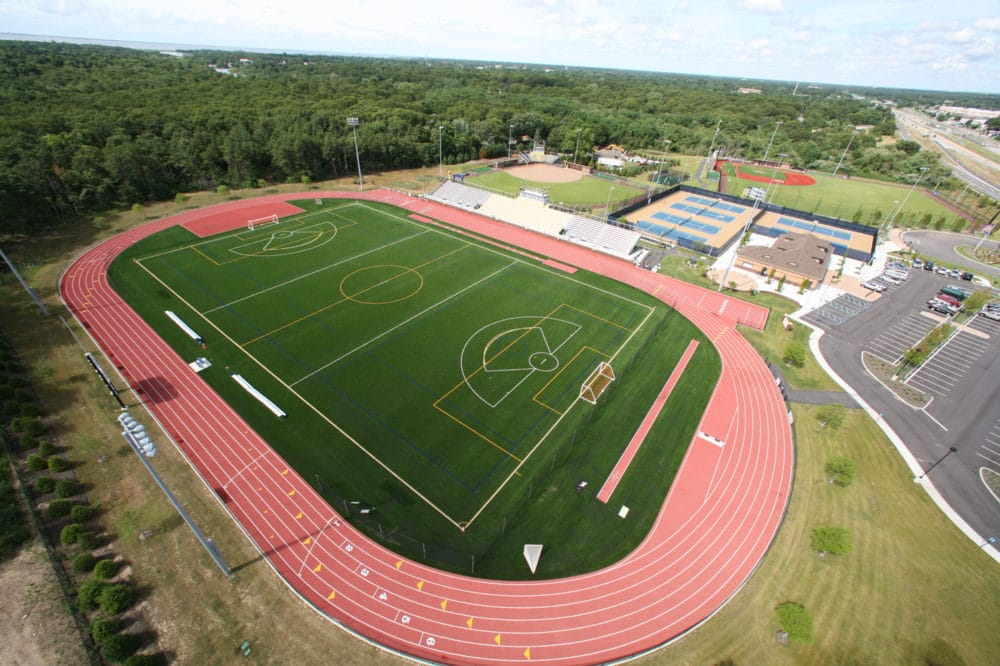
xmin=494 ymin=633 xmax=501 ymax=645
xmin=440 ymin=599 xmax=448 ymax=610
xmin=523 ymin=647 xmax=531 ymax=660
xmin=295 ymin=512 xmax=303 ymax=519
xmin=417 ymin=581 xmax=424 ymax=591
xmin=287 ymin=489 xmax=297 ymax=496
xmin=327 ymin=590 xmax=336 ymax=600
xmin=303 ymin=537 xmax=312 ymax=545
xmin=313 ymin=563 xmax=322 ymax=572
xmin=281 ymin=468 xmax=289 ymax=475
xmin=466 ymin=617 xmax=474 ymax=629
xmin=395 ymin=560 xmax=403 ymax=570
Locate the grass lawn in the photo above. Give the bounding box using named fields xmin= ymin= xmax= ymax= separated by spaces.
xmin=637 ymin=404 xmax=1000 ymax=665
xmin=467 ymin=169 xmax=644 ymax=207
xmin=721 ymin=166 xmax=963 ymax=229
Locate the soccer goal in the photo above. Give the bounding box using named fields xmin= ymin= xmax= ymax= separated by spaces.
xmin=579 ymin=361 xmax=615 ymax=405
xmin=247 ymin=214 xmax=279 ymax=230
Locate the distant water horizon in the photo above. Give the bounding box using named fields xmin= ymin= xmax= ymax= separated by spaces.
xmin=0 ymin=32 xmax=365 ymax=58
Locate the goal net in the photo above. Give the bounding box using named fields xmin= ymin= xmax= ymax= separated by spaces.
xmin=247 ymin=214 xmax=279 ymax=230
xmin=579 ymin=361 xmax=615 ymax=405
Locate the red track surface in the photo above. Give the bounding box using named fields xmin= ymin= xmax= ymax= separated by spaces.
xmin=596 ymin=339 xmax=699 ymax=504
xmin=60 ymin=190 xmax=793 ymax=665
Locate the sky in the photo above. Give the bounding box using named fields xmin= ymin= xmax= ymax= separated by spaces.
xmin=2 ymin=0 xmax=999 ymax=94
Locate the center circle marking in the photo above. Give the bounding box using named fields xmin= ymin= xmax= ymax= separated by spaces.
xmin=528 ymin=351 xmax=559 ymax=372
xmin=340 ymin=265 xmax=424 ymax=305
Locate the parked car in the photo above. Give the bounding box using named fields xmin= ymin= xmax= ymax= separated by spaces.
xmin=935 ymin=266 xmax=949 ymax=275
xmin=948 ymin=268 xmax=961 ymax=278
xmin=885 ymin=269 xmax=909 ymax=281
xmin=941 ymin=284 xmax=971 ymax=300
xmin=861 ymin=280 xmax=887 ymax=292
xmin=923 ymin=260 xmax=935 ymax=271
xmin=879 ymin=273 xmax=901 ymax=285
xmin=935 ymin=293 xmax=962 ymax=308
xmin=961 ymin=271 xmax=974 ymax=281
xmin=981 ymin=308 xmax=1000 ymax=321
xmin=927 ymin=299 xmax=959 ymax=316
xmin=912 ymin=258 xmax=924 ymax=268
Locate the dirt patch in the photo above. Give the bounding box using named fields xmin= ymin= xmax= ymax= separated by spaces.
xmin=0 ymin=540 xmax=89 ymax=666
xmin=504 ymin=163 xmax=584 ymax=183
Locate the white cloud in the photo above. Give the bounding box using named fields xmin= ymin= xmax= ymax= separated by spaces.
xmin=945 ymin=28 xmax=978 ymax=43
xmin=974 ymin=18 xmax=1000 ymax=32
xmin=738 ymin=0 xmax=785 ymax=12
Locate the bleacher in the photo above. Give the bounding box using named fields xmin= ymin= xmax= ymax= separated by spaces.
xmin=477 ymin=196 xmax=569 ymax=236
xmin=560 ymin=216 xmax=641 ymax=259
xmin=427 ymin=181 xmax=492 ymax=210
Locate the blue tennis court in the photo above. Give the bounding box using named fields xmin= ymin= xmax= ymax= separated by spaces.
xmin=651 ymin=212 xmax=720 ymax=235
xmin=698 ymin=209 xmax=735 ymax=223
xmin=709 ymin=201 xmax=746 ymax=214
xmin=776 ymin=216 xmax=852 ymax=241
xmin=671 ymin=202 xmax=734 ymax=224
xmin=636 ymin=221 xmax=710 ymax=245
xmin=685 ymin=195 xmax=716 ymax=206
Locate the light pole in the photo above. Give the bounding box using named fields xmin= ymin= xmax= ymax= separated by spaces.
xmin=914 ymin=446 xmax=958 ymax=482
xmin=438 ymin=125 xmax=444 ymax=179
xmin=347 ymin=117 xmax=363 ymax=191
xmin=605 ymin=186 xmax=615 ymax=222
xmin=573 ymin=128 xmax=582 ymax=164
xmin=649 ymin=139 xmax=670 ymax=204
xmin=762 ymin=120 xmax=782 ymax=163
xmin=705 ymin=119 xmax=722 ymax=176
xmin=887 ymin=167 xmax=928 ymax=229
xmin=833 ymin=129 xmax=859 ymax=177
xmin=508 ymin=124 xmax=514 ymax=158
xmin=767 ymin=153 xmax=788 ymax=203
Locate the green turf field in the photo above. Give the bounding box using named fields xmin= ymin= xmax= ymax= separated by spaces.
xmin=110 ymin=199 xmax=720 ymax=577
xmin=717 ymin=162 xmax=963 ymax=227
xmin=467 ymin=170 xmax=644 ymax=206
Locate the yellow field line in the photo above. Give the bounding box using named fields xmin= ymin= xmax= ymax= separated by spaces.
xmin=559 ymin=302 xmax=635 ymax=331
xmin=532 ymin=345 xmax=610 ymax=415
xmin=432 ymin=403 xmax=523 ymax=463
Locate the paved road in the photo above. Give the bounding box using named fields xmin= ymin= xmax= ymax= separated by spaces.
xmin=901 ymin=230 xmax=1000 ymax=282
xmin=807 ymin=268 xmax=1000 ymax=545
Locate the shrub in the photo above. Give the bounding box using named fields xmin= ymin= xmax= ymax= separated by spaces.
xmin=782 ymin=342 xmax=806 ymax=368
xmin=101 ymin=632 xmax=140 ymax=662
xmin=99 ymin=583 xmax=135 ymax=615
xmin=37 ymin=439 xmax=55 ymax=456
xmin=123 ymin=654 xmax=159 ymax=666
xmin=47 ymin=499 xmax=73 ymax=519
xmin=76 ymin=577 xmax=104 ymax=611
xmin=825 ymin=456 xmax=857 ymax=486
xmin=70 ymin=504 xmax=96 ymax=523
xmin=48 ymin=456 xmax=70 ymax=473
xmin=19 ymin=434 xmax=38 ymax=450
xmin=71 ymin=552 xmax=97 ymax=574
xmin=90 ymin=617 xmax=119 ymax=643
xmin=55 ymin=479 xmax=81 ymax=498
xmin=776 ymin=601 xmax=813 ymax=644
xmin=26 ymin=454 xmax=47 ymax=472
xmin=76 ymin=531 xmax=99 ymax=551
xmin=811 ymin=525 xmax=852 ymax=555
xmin=93 ymin=558 xmax=120 ymax=581
xmin=60 ymin=522 xmax=83 ymax=545
xmin=33 ymin=476 xmax=56 ymax=495
xmin=815 ymin=404 xmax=846 ymax=430
xmin=10 ymin=416 xmax=42 ymax=436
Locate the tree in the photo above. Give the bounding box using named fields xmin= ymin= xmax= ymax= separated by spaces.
xmin=777 ymin=274 xmax=787 ymax=292
xmin=90 ymin=617 xmax=119 ymax=644
xmin=775 ymin=601 xmax=813 ymax=644
xmin=824 ymin=456 xmax=857 ymax=486
xmin=101 ymin=632 xmax=140 ymax=663
xmin=782 ymin=342 xmax=806 ymax=368
xmin=799 ymin=278 xmax=812 ymax=294
xmin=815 ymin=403 xmax=846 ymax=429
xmin=962 ymin=289 xmax=991 ymax=314
xmin=811 ymin=525 xmax=852 ymax=555
xmin=99 ymin=583 xmax=135 ymax=615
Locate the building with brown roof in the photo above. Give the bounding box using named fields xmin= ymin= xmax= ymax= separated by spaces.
xmin=735 ymin=231 xmax=832 ymax=289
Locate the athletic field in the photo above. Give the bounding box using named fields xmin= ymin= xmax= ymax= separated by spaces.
xmin=109 ymin=199 xmax=717 ymax=573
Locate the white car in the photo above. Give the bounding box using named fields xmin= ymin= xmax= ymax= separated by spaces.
xmin=981 ymin=308 xmax=1000 ymax=321
xmin=861 ymin=280 xmax=887 ymax=292
xmin=879 ymin=274 xmax=901 ymax=285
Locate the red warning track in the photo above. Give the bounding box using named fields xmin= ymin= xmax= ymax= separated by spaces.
xmin=596 ymin=339 xmax=699 ymax=503
xmin=60 ymin=190 xmax=792 ymax=665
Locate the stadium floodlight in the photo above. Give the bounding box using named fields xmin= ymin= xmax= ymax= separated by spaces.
xmin=762 ymin=121 xmax=782 ymax=163
xmin=508 ymin=124 xmax=514 ymax=158
xmin=439 ymin=125 xmax=445 ymax=178
xmin=885 ymin=167 xmax=928 ymax=229
xmin=348 ymin=117 xmax=363 ymax=191
xmin=832 ymin=129 xmax=859 ymax=178
xmin=605 ymin=185 xmax=615 ymax=222
xmin=648 ymin=139 xmax=670 ymax=204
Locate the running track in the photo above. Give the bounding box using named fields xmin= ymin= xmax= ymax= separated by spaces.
xmin=60 ymin=190 xmax=793 ymax=665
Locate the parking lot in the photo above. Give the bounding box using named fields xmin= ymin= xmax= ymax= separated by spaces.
xmin=905 ymin=329 xmax=993 ymax=400
xmin=978 ymin=419 xmax=1000 ymax=468
xmin=864 ymin=312 xmax=939 ymax=363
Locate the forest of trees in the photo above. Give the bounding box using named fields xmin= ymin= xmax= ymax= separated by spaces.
xmin=1 ymin=40 xmax=992 ymax=231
